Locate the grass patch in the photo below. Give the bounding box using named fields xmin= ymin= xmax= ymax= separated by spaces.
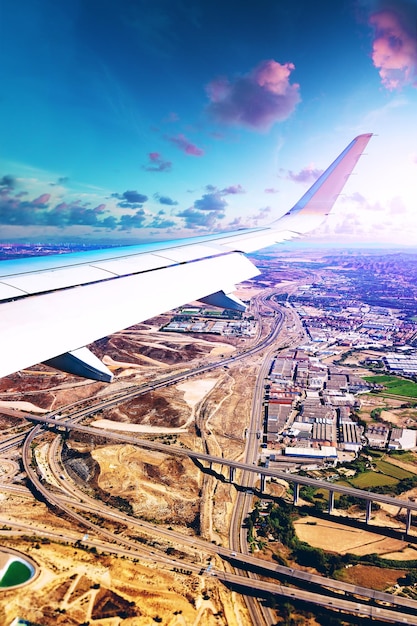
xmin=349 ymin=471 xmax=398 ymax=489
xmin=389 ymin=450 xmax=417 ymax=463
xmin=374 ymin=459 xmax=415 ymax=479
xmin=363 ymin=375 xmax=417 ymax=398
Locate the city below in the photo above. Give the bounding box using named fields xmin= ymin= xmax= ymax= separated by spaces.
xmin=2 ymin=246 xmax=417 ymax=626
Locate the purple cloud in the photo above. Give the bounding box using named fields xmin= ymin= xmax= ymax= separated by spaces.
xmin=0 ymin=186 xmax=120 ymax=229
xmin=194 ymin=192 xmax=228 ymax=212
xmin=119 ymin=209 xmax=147 ymax=230
xmin=282 ymin=165 xmax=323 ymax=183
xmin=221 ymin=184 xmax=245 ymax=195
xmin=178 ymin=207 xmax=224 ymax=230
xmin=153 ymin=193 xmax=178 ymax=206
xmin=368 ymin=3 xmax=417 ymax=90
xmin=265 ymin=188 xmax=279 ymax=194
xmin=120 ymin=190 xmax=148 ymax=204
xmin=206 ymin=59 xmax=300 ymax=130
xmin=111 ymin=189 xmax=148 ymax=209
xmin=143 ymin=152 xmax=172 ymax=172
xmin=165 ymin=133 xmax=204 ymax=156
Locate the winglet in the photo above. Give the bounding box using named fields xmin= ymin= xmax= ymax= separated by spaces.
xmin=272 ymin=133 xmax=373 ymax=234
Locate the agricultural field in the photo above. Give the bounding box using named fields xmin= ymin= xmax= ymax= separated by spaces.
xmin=364 ymin=375 xmax=417 ymax=398
xmin=349 ymin=471 xmax=398 ymax=489
xmin=374 ymin=459 xmax=414 ymax=480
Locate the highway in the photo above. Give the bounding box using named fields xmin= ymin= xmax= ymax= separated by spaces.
xmin=6 ymin=293 xmax=417 ymax=624
xmin=27 ymin=413 xmax=417 ymax=518
xmin=19 ymin=425 xmax=417 ymax=623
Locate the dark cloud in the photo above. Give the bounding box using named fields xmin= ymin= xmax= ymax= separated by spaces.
xmin=120 ymin=190 xmax=148 ymax=204
xmin=0 ymin=185 xmax=149 ymax=231
xmin=165 ymin=133 xmax=204 ymax=156
xmin=206 ymin=59 xmax=300 ymax=130
xmin=112 ymin=189 xmax=148 ymax=209
xmin=0 ymin=187 xmax=120 ymax=230
xmin=178 ymin=207 xmax=224 ymax=230
xmin=178 ymin=188 xmax=229 ymax=231
xmin=194 ymin=192 xmax=227 ymax=212
xmin=119 ymin=209 xmax=147 ymax=230
xmin=153 ymin=192 xmax=178 ymax=206
xmin=143 ymin=152 xmax=172 ymax=172
xmin=0 ymin=175 xmax=15 ymax=188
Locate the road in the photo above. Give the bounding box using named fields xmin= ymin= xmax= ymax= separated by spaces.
xmin=27 ymin=413 xmax=417 ymax=518
xmin=6 ymin=292 xmax=417 ymax=624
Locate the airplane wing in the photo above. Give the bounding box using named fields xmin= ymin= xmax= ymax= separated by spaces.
xmin=0 ymin=133 xmax=372 ymax=382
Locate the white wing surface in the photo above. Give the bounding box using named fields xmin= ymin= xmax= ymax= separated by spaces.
xmin=0 ymin=133 xmax=372 ymax=381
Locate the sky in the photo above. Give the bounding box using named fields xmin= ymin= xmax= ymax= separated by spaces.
xmin=0 ymin=0 xmax=417 ymax=246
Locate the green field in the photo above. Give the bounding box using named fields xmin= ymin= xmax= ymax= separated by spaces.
xmin=374 ymin=459 xmax=415 ymax=479
xmin=363 ymin=374 xmax=417 ymax=398
xmin=389 ymin=450 xmax=417 ymax=463
xmin=349 ymin=471 xmax=398 ymax=489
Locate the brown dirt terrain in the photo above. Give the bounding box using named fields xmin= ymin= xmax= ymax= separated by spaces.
xmin=91 ymin=445 xmax=201 ymax=525
xmin=336 ymin=564 xmax=406 ymax=590
xmin=103 ymin=388 xmax=189 ymax=427
xmin=0 ymin=313 xmax=256 ymax=624
xmin=293 ymin=516 xmax=411 ymax=557
xmin=0 ymin=539 xmax=244 ymax=626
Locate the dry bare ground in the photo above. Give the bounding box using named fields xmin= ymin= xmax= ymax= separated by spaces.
xmin=0 ymin=320 xmax=255 ymax=625
xmin=0 ymin=539 xmax=247 ymax=626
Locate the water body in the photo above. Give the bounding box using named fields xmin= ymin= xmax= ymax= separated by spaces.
xmin=0 ymin=558 xmax=34 ymax=587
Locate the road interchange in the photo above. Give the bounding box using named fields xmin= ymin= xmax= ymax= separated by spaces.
xmin=4 ymin=292 xmax=417 ymax=623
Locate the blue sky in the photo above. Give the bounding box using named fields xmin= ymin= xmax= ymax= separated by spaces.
xmin=1 ymin=0 xmax=417 ymax=245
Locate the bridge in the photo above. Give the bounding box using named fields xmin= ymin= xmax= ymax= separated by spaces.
xmin=27 ymin=414 xmax=417 ymax=534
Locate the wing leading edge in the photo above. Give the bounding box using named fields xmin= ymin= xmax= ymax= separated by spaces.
xmin=0 ymin=133 xmax=372 ymax=381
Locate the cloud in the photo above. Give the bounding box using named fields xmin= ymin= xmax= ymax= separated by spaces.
xmin=206 ymin=59 xmax=300 ymax=130
xmin=143 ymin=152 xmax=172 ymax=172
xmin=0 ymin=186 xmax=120 ymax=230
xmin=0 ymin=180 xmax=165 ymax=233
xmin=32 ymin=193 xmax=51 ymax=206
xmin=283 ymin=164 xmax=323 ymax=183
xmin=112 ymin=189 xmax=148 ymax=209
xmin=177 ymin=207 xmax=224 ymax=230
xmin=226 ymin=206 xmax=271 ymax=229
xmin=153 ymin=193 xmax=178 ymax=206
xmin=177 ymin=189 xmax=230 ymax=231
xmin=120 ymin=190 xmax=148 ymax=204
xmin=194 ymin=192 xmax=228 ymax=212
xmin=119 ymin=209 xmax=147 ymax=230
xmin=148 ymin=215 xmax=176 ymax=229
xmin=265 ymin=187 xmax=279 ymax=194
xmin=165 ymin=133 xmax=204 ymax=156
xmin=0 ymin=175 xmax=15 ymax=188
xmin=221 ymin=184 xmax=245 ymax=195
xmin=368 ymin=5 xmax=417 ymax=90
